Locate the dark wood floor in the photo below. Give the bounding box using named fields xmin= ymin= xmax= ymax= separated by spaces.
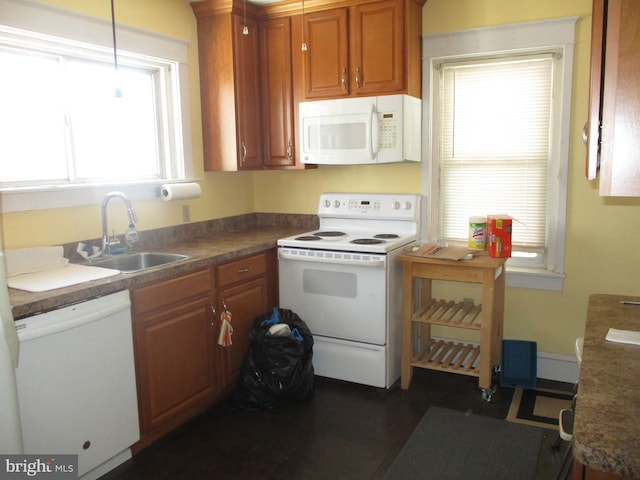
xmin=101 ymin=369 xmax=572 ymax=480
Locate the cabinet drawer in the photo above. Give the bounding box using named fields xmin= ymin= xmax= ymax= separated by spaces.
xmin=215 ymin=253 xmax=266 ymax=288
xmin=132 ymin=268 xmax=213 ymax=316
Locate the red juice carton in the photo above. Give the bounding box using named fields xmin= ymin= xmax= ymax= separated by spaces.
xmin=487 ymin=215 xmax=512 ymax=258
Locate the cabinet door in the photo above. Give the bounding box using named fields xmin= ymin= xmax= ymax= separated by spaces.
xmin=303 ymin=8 xmax=349 ymax=99
xmin=260 ymin=17 xmax=295 ymax=167
xmin=134 ymin=296 xmax=216 ymax=433
xmin=218 ymin=277 xmax=269 ymax=386
xmin=351 ymin=0 xmax=404 ymax=95
xmin=596 ymin=0 xmax=640 ymax=196
xmin=233 ymin=14 xmax=262 ymax=169
xmin=586 ymin=0 xmax=605 ymax=181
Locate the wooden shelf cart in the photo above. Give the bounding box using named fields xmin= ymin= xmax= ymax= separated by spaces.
xmin=399 ymin=252 xmax=507 ymax=399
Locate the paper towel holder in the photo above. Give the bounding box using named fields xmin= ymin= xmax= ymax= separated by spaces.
xmin=158 ymin=182 xmax=202 ymax=202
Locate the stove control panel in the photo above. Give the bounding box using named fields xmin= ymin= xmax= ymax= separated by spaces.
xmin=318 ymin=193 xmax=420 ymax=220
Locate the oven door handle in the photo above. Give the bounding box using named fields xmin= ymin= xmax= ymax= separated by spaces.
xmin=278 ymin=249 xmax=386 ymax=268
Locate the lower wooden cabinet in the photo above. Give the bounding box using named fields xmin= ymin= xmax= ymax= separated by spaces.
xmin=573 ymin=460 xmax=636 ymax=480
xmin=215 ymin=251 xmax=276 ymax=388
xmin=130 ymin=249 xmax=278 ymax=450
xmin=130 ymin=268 xmax=219 ymax=448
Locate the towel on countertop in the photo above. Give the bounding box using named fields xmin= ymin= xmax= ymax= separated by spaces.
xmin=606 ymin=328 xmax=640 ymax=347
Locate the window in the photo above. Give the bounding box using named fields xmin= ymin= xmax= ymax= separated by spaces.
xmin=422 ymin=18 xmax=577 ymax=291
xmin=0 ymin=48 xmax=166 ymax=185
xmin=0 ymin=0 xmax=193 ymax=212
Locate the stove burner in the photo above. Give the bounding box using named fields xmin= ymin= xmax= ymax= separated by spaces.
xmin=374 ymin=234 xmax=400 ymax=239
xmin=350 ymin=238 xmax=385 ymax=245
xmin=314 ymin=231 xmax=346 ymax=237
xmin=295 ymin=235 xmax=322 ymax=241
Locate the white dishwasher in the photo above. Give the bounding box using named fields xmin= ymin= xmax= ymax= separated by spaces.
xmin=15 ymin=290 xmax=140 ymax=479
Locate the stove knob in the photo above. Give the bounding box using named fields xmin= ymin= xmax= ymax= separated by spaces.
xmin=323 ymin=199 xmax=331 ymax=208
xmin=334 ymin=200 xmax=341 ymax=208
xmin=404 ymin=201 xmax=412 ymax=210
xmin=393 ymin=201 xmax=401 ymax=209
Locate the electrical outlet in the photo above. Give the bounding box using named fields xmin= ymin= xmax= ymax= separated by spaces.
xmin=182 ymin=205 xmax=190 ymax=222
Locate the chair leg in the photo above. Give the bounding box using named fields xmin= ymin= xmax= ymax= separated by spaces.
xmin=555 ymin=437 xmax=574 ymax=480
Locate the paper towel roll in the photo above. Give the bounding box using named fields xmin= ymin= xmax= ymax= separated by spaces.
xmin=160 ymin=182 xmax=202 ymax=201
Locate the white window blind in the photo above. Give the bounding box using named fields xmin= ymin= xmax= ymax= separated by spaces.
xmin=438 ymin=54 xmax=554 ymax=258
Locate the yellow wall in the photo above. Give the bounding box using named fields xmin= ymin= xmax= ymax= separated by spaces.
xmin=2 ymin=0 xmax=640 ymax=358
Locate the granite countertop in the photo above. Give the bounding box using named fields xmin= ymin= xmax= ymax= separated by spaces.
xmin=573 ymin=294 xmax=640 ymax=478
xmin=9 ymin=214 xmax=315 ymax=319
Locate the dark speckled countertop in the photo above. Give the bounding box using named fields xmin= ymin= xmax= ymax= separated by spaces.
xmin=9 ymin=213 xmax=316 ymax=319
xmin=573 ymin=294 xmax=640 ymax=478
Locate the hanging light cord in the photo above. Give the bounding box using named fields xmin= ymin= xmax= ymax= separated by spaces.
xmin=301 ymin=0 xmax=307 ymax=51
xmin=110 ymin=0 xmax=119 ymax=71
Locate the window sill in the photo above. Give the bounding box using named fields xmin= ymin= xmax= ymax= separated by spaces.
xmin=0 ymin=180 xmax=200 ymax=213
xmin=506 ymin=265 xmax=565 ymax=292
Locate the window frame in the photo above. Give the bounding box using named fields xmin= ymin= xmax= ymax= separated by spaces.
xmin=421 ymin=17 xmax=578 ymax=291
xmin=0 ymin=0 xmax=194 ymax=213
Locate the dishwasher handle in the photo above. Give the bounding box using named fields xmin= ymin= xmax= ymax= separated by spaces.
xmin=15 ymin=291 xmax=131 ymax=343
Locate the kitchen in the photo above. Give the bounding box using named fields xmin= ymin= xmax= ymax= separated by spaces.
xmin=1 ymin=0 xmax=639 ymax=478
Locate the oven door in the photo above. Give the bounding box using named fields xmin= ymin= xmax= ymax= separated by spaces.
xmin=278 ymin=248 xmax=387 ymax=345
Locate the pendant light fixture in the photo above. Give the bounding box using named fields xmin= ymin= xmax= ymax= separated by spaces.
xmin=242 ymin=0 xmax=249 ymax=35
xmin=110 ymin=0 xmax=123 ymax=97
xmin=301 ymin=0 xmax=308 ymax=51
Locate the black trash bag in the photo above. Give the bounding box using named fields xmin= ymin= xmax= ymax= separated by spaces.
xmin=233 ymin=308 xmax=314 ymax=409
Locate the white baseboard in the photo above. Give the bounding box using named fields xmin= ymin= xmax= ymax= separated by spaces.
xmin=430 ymin=336 xmax=579 ymax=385
xmin=536 ymin=350 xmax=579 ymax=384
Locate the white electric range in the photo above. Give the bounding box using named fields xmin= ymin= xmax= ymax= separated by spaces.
xmin=278 ymin=192 xmax=421 ymax=388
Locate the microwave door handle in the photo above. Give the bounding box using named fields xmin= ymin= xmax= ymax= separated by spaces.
xmin=370 ymin=103 xmax=379 ymax=160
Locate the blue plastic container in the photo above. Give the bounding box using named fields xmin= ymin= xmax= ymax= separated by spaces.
xmin=501 ymin=339 xmax=537 ymax=389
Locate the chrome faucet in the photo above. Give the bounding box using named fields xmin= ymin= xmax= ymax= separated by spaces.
xmin=101 ymin=191 xmax=138 ymax=255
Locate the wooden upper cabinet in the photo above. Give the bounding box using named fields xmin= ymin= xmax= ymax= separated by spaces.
xmin=586 ymin=0 xmax=640 ymax=196
xmin=233 ymin=15 xmax=263 ymax=170
xmin=351 ymin=0 xmax=404 ymax=95
xmin=302 ymin=0 xmax=423 ymax=100
xmin=260 ymin=17 xmax=296 ymax=167
xmin=303 ymin=8 xmax=350 ymax=98
xmin=194 ymin=9 xmax=261 ymax=171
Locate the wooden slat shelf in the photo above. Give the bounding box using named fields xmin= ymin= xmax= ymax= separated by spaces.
xmin=411 ymin=339 xmax=480 ymax=377
xmin=412 ymin=298 xmax=482 ymax=329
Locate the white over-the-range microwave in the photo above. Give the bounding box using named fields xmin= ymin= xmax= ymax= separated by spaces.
xmin=299 ymin=94 xmax=421 ymax=165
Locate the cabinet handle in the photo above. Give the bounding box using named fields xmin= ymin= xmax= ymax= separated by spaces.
xmin=355 ymin=67 xmax=362 ymax=88
xmin=209 ymin=304 xmax=216 ymax=326
xmin=287 ymin=141 xmax=293 ymax=159
xmin=241 ymin=141 xmax=247 ymax=163
xmin=341 ymin=68 xmax=348 ymax=90
xmin=236 ymin=267 xmax=252 ymax=274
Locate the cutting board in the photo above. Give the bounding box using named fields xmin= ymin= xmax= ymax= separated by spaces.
xmin=7 ymin=264 xmax=120 ymax=292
